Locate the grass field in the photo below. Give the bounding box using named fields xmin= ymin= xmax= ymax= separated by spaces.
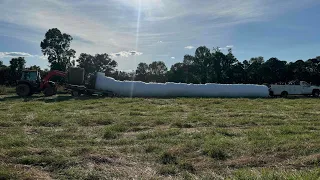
xmin=0 ymin=92 xmax=320 ymax=179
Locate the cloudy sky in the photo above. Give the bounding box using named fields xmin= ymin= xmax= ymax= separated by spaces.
xmin=1 ymin=0 xmax=320 ymax=70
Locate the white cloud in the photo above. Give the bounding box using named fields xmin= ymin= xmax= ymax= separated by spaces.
xmin=226 ymin=45 xmax=234 ymax=48
xmin=185 ymin=46 xmax=195 ymax=49
xmin=171 ymin=57 xmax=175 ymax=59
xmin=0 ymin=52 xmax=33 ymax=58
xmin=157 ymin=41 xmax=163 ymax=43
xmin=218 ymin=47 xmax=227 ymax=51
xmin=34 ymin=55 xmax=48 ymax=60
xmin=110 ymin=51 xmax=143 ymax=58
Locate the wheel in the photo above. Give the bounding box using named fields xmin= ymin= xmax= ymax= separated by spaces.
xmin=312 ymin=90 xmax=320 ymax=97
xmin=44 ymin=85 xmax=56 ymax=97
xmin=269 ymin=91 xmax=274 ymax=97
xmin=85 ymin=91 xmax=93 ymax=96
xmin=16 ymin=84 xmax=31 ymax=97
xmin=281 ymin=91 xmax=288 ymax=98
xmin=71 ymin=91 xmax=81 ymax=97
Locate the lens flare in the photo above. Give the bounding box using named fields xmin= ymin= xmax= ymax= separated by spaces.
xmin=130 ymin=0 xmax=142 ymax=98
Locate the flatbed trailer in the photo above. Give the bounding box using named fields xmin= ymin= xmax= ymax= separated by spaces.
xmin=65 ymin=84 xmax=117 ymax=97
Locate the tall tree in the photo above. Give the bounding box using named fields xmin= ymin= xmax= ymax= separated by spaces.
xmin=167 ymin=63 xmax=187 ymax=83
xmin=210 ymin=47 xmax=226 ymax=83
xmin=76 ymin=53 xmax=118 ymax=79
xmin=149 ymin=61 xmax=168 ymax=82
xmin=9 ymin=57 xmax=26 ymax=82
xmin=194 ymin=46 xmax=211 ymax=83
xmin=135 ymin=63 xmax=150 ymax=82
xmin=40 ymin=28 xmax=76 ymax=71
xmin=245 ymin=57 xmax=264 ymax=84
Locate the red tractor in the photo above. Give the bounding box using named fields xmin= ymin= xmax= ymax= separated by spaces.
xmin=16 ymin=70 xmax=66 ymax=97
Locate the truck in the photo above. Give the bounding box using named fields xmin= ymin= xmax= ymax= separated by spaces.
xmin=16 ymin=68 xmax=115 ymax=97
xmin=269 ymin=81 xmax=320 ymax=97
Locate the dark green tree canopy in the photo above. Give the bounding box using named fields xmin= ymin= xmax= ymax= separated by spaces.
xmin=10 ymin=57 xmax=26 ymax=73
xmin=41 ymin=28 xmax=76 ymax=71
xmin=76 ymin=53 xmax=118 ymax=78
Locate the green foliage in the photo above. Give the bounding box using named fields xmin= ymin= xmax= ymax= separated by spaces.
xmin=135 ymin=61 xmax=168 ymax=82
xmin=76 ymin=53 xmax=118 ymax=79
xmin=40 ymin=28 xmax=76 ymax=71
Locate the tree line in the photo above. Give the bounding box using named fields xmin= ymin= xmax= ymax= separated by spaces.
xmin=1 ymin=28 xmax=320 ymax=85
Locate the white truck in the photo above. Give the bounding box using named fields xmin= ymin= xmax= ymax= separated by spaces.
xmin=269 ymin=81 xmax=320 ymax=97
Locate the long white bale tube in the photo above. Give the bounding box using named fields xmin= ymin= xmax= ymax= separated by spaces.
xmin=95 ymin=73 xmax=269 ymax=98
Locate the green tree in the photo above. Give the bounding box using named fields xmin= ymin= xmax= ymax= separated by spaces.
xmin=0 ymin=67 xmax=10 ymax=85
xmin=167 ymin=63 xmax=187 ymax=83
xmin=135 ymin=63 xmax=150 ymax=82
xmin=149 ymin=61 xmax=168 ymax=82
xmin=9 ymin=57 xmax=26 ymax=82
xmin=76 ymin=53 xmax=118 ymax=79
xmin=222 ymin=48 xmax=238 ymax=83
xmin=246 ymin=57 xmax=264 ymax=84
xmin=261 ymin=57 xmax=287 ymax=83
xmin=40 ymin=28 xmax=76 ymax=71
xmin=194 ymin=46 xmax=211 ymax=83
xmin=28 ymin=65 xmax=41 ymax=71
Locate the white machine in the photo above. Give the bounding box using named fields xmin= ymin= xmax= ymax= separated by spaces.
xmin=269 ymin=81 xmax=320 ymax=97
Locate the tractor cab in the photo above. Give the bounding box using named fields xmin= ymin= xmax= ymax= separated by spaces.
xmin=21 ymin=70 xmax=41 ymax=82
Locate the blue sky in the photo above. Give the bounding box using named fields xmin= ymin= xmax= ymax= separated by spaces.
xmin=0 ymin=0 xmax=320 ymax=70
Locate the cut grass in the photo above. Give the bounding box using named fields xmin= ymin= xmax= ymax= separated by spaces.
xmin=0 ymin=94 xmax=319 ymax=179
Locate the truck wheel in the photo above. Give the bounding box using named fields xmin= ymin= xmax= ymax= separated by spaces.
xmin=85 ymin=91 xmax=93 ymax=96
xmin=269 ymin=91 xmax=274 ymax=97
xmin=281 ymin=91 xmax=288 ymax=98
xmin=312 ymin=90 xmax=320 ymax=97
xmin=44 ymin=86 xmax=56 ymax=97
xmin=16 ymin=84 xmax=31 ymax=97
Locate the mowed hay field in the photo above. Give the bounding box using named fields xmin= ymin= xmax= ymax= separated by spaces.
xmin=0 ymin=93 xmax=320 ymax=179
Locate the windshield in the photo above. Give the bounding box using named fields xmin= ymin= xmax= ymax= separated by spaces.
xmin=22 ymin=72 xmax=38 ymax=81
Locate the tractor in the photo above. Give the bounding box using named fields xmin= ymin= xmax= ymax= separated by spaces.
xmin=16 ymin=70 xmax=66 ymax=97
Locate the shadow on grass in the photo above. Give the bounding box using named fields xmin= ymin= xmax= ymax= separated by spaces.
xmin=0 ymin=94 xmax=317 ymax=103
xmin=0 ymin=94 xmax=107 ymax=103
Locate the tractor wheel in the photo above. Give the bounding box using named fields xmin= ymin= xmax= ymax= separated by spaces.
xmin=71 ymin=91 xmax=81 ymax=97
xmin=281 ymin=91 xmax=288 ymax=98
xmin=44 ymin=86 xmax=56 ymax=97
xmin=312 ymin=90 xmax=320 ymax=97
xmin=16 ymin=84 xmax=31 ymax=97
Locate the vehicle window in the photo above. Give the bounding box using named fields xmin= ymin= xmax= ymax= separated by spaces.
xmin=23 ymin=72 xmax=38 ymax=81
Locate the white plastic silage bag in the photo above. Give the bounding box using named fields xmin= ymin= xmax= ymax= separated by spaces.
xmin=95 ymin=72 xmax=269 ymax=98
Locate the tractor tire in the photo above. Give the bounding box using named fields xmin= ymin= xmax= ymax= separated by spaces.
xmin=312 ymin=90 xmax=320 ymax=97
xmin=281 ymin=91 xmax=288 ymax=98
xmin=71 ymin=91 xmax=81 ymax=97
xmin=16 ymin=84 xmax=31 ymax=97
xmin=44 ymin=86 xmax=56 ymax=97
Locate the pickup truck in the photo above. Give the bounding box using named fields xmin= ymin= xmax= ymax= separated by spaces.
xmin=269 ymin=81 xmax=320 ymax=97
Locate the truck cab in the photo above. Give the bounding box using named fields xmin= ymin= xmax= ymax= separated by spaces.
xmin=270 ymin=81 xmax=320 ymax=97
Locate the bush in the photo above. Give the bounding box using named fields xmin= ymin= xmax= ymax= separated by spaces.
xmin=159 ymin=152 xmax=177 ymax=165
